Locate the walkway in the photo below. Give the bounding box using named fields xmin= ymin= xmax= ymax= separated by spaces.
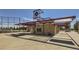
xmin=0 ymin=33 xmax=74 ymax=50
xmin=0 ymin=31 xmax=78 ymax=50
xmin=48 ymin=31 xmax=79 ymax=48
xmin=66 ymin=31 xmax=79 ymax=47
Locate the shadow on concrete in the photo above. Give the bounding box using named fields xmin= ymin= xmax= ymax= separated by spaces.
xmin=49 ymin=39 xmax=74 ymax=45
xmin=10 ymin=33 xmax=53 ymax=37
xmin=10 ymin=33 xmax=31 ymax=37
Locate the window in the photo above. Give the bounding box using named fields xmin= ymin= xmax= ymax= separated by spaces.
xmin=37 ymin=28 xmax=41 ymax=32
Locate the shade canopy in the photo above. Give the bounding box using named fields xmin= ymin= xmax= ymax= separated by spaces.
xmin=54 ymin=18 xmax=73 ymax=23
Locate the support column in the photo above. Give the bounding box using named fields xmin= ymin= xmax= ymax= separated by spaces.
xmin=54 ymin=24 xmax=57 ymax=35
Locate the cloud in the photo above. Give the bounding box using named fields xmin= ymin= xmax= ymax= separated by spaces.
xmin=22 ymin=17 xmax=33 ymax=22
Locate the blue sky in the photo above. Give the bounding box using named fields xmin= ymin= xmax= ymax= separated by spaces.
xmin=0 ymin=9 xmax=79 ymax=19
xmin=0 ymin=9 xmax=79 ymax=28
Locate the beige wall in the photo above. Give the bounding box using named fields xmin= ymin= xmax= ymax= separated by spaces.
xmin=34 ymin=22 xmax=59 ymax=35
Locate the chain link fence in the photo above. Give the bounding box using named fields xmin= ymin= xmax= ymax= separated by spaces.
xmin=0 ymin=16 xmax=28 ymax=33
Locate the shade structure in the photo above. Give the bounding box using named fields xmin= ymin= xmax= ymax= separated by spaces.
xmin=54 ymin=18 xmax=73 ymax=23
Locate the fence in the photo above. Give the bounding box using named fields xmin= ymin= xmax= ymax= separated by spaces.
xmin=0 ymin=16 xmax=28 ymax=33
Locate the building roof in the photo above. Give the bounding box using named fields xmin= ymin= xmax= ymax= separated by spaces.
xmin=52 ymin=16 xmax=76 ymax=20
xmin=16 ymin=16 xmax=76 ymax=26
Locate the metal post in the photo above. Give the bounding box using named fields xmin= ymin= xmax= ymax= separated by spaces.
xmin=7 ymin=17 xmax=9 ymax=32
xmin=1 ymin=16 xmax=3 ymax=32
xmin=19 ymin=17 xmax=20 ymax=32
xmin=22 ymin=19 xmax=25 ymax=32
xmin=42 ymin=23 xmax=45 ymax=35
xmin=13 ymin=17 xmax=15 ymax=32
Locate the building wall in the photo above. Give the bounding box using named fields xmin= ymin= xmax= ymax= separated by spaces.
xmin=35 ymin=23 xmax=44 ymax=34
xmin=34 ymin=22 xmax=59 ymax=35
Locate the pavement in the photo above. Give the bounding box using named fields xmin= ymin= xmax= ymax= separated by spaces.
xmin=0 ymin=31 xmax=79 ymax=50
xmin=47 ymin=31 xmax=79 ymax=48
xmin=51 ymin=31 xmax=71 ymax=41
xmin=19 ymin=35 xmax=50 ymax=42
xmin=66 ymin=31 xmax=79 ymax=47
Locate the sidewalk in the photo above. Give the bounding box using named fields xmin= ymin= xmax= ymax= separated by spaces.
xmin=66 ymin=31 xmax=79 ymax=47
xmin=51 ymin=31 xmax=71 ymax=41
xmin=48 ymin=31 xmax=76 ymax=47
xmin=19 ymin=35 xmax=50 ymax=42
xmin=0 ymin=33 xmax=74 ymax=50
xmin=2 ymin=31 xmax=78 ymax=50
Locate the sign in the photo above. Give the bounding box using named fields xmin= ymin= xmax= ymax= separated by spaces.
xmin=33 ymin=9 xmax=43 ymax=19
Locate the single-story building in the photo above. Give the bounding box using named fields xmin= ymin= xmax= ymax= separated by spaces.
xmin=16 ymin=16 xmax=76 ymax=35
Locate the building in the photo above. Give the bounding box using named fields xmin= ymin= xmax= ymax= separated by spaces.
xmin=74 ymin=21 xmax=79 ymax=33
xmin=17 ymin=16 xmax=76 ymax=36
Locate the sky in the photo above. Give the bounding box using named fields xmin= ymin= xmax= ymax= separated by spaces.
xmin=0 ymin=9 xmax=79 ymax=28
xmin=0 ymin=9 xmax=79 ymax=19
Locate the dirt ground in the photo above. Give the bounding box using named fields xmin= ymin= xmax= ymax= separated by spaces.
xmin=0 ymin=33 xmax=78 ymax=50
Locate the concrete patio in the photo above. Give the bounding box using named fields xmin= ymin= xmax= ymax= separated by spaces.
xmin=0 ymin=31 xmax=79 ymax=50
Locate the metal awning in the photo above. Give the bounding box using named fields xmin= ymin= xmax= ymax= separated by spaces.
xmin=54 ymin=16 xmax=76 ymax=23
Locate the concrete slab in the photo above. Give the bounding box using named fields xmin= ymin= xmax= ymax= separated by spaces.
xmin=47 ymin=31 xmax=78 ymax=48
xmin=0 ymin=33 xmax=77 ymax=50
xmin=18 ymin=31 xmax=79 ymax=49
xmin=51 ymin=31 xmax=72 ymax=41
xmin=66 ymin=31 xmax=79 ymax=47
xmin=19 ymin=35 xmax=50 ymax=42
